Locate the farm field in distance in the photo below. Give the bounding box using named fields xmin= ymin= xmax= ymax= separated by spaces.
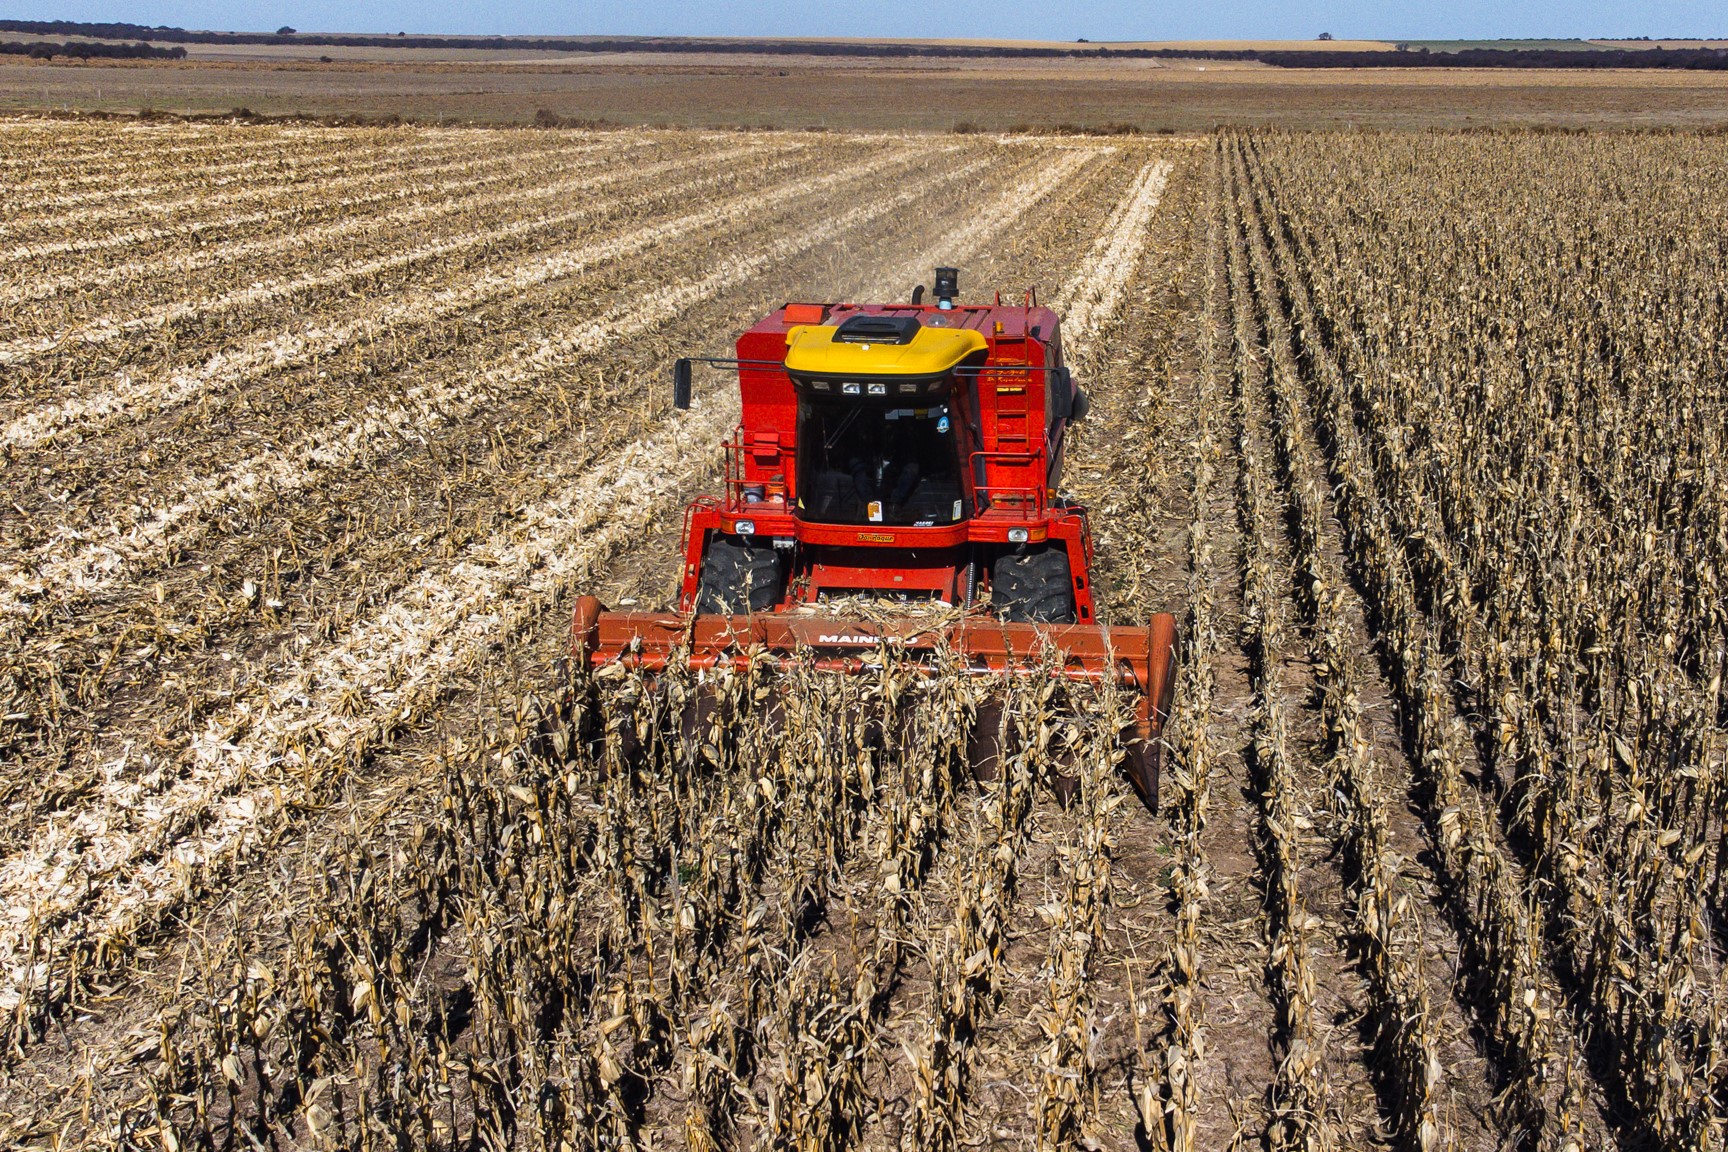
xmin=0 ymin=114 xmax=1724 ymax=1152
xmin=6 ymin=50 xmax=1728 ymax=131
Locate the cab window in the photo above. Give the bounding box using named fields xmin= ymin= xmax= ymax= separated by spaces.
xmin=796 ymin=397 xmax=965 ymax=526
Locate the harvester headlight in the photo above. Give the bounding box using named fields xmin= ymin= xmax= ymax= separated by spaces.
xmin=842 ymin=382 xmax=861 ymax=395
xmin=868 ymin=382 xmax=887 ymax=396
xmin=1008 ymin=528 xmax=1030 ymax=543
xmin=734 ymin=520 xmax=756 ymax=536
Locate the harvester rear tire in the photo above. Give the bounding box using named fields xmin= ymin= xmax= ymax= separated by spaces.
xmin=992 ymin=546 xmax=1076 ymax=624
xmin=695 ymin=536 xmax=783 ymax=614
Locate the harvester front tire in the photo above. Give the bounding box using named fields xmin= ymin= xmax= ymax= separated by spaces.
xmin=992 ymin=547 xmax=1077 ymax=624
xmin=695 ymin=536 xmax=783 ymax=614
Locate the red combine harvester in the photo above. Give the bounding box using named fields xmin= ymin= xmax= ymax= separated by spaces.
xmin=571 ymin=268 xmax=1176 ymax=807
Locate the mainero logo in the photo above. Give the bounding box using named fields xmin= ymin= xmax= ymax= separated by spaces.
xmin=816 ymin=634 xmax=879 ymax=645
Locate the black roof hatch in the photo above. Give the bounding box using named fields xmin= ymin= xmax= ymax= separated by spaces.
xmin=833 ymin=314 xmax=920 ymax=345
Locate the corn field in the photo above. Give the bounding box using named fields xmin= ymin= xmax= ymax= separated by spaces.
xmin=0 ymin=116 xmax=1721 ymax=1150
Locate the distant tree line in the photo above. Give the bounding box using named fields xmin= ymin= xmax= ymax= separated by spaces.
xmin=2 ymin=20 xmax=1726 ymax=70
xmin=0 ymin=36 xmax=186 ymax=61
xmin=1272 ymin=45 xmax=1728 ymax=69
xmin=0 ymin=20 xmax=1227 ymax=57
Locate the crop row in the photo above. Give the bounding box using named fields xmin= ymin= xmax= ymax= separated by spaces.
xmin=1237 ymin=129 xmax=1725 ymax=1145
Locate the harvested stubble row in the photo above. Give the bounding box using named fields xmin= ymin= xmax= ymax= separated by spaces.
xmin=0 ymin=138 xmax=802 ymax=445
xmin=0 ymin=129 xmax=483 ymax=236
xmin=0 ymin=122 xmax=320 ymax=176
xmin=6 ymin=137 xmax=654 ymax=307
xmin=0 ymin=137 xmax=824 ymax=368
xmin=0 ymin=139 xmax=931 ymax=779
xmin=0 ymin=129 xmax=429 ymax=209
xmin=0 ymin=136 xmax=1090 ymax=741
xmin=1 ymin=134 xmax=622 ymax=268
xmin=8 ymin=137 xmax=768 ymax=332
xmin=0 ymin=128 xmax=320 ymax=183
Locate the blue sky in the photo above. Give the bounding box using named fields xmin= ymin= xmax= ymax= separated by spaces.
xmin=16 ymin=1 xmax=1727 ymax=41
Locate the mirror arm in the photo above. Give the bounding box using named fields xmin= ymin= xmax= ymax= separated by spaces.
xmin=670 ymin=357 xmax=787 ymax=411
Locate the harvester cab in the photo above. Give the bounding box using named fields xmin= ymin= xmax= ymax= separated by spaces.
xmin=573 ymin=269 xmax=1177 ymax=807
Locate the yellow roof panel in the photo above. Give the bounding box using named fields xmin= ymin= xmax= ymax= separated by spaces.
xmin=784 ymin=323 xmax=986 ymax=377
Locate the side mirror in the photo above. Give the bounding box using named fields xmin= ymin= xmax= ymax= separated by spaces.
xmin=1070 ymin=387 xmax=1091 ymax=423
xmin=672 ymin=358 xmax=692 ymax=410
xmin=1051 ymin=366 xmax=1074 ymax=420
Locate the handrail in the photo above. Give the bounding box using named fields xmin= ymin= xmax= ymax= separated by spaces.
xmin=720 ymin=425 xmax=793 ymax=512
xmin=969 ymin=449 xmax=1045 ymax=517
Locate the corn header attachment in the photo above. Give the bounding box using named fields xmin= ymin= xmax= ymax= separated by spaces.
xmin=572 ymin=598 xmax=1177 ymax=808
